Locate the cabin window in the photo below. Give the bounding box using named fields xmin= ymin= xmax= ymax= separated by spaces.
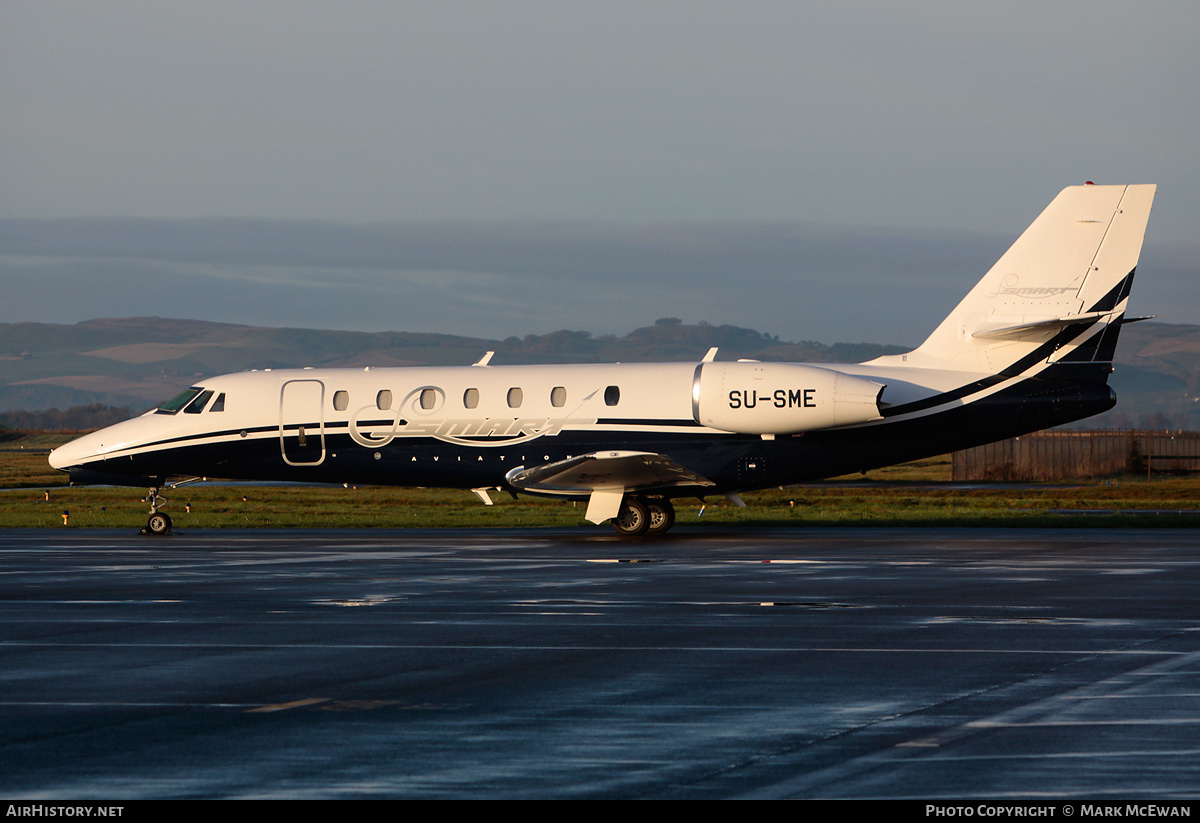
xmin=550 ymin=386 xmax=567 ymax=407
xmin=155 ymin=387 xmax=203 ymax=415
xmin=333 ymin=391 xmax=349 ymax=411
xmin=376 ymin=390 xmax=392 ymax=410
xmin=463 ymin=388 xmax=480 ymax=409
xmin=507 ymin=387 xmax=523 ymax=408
xmin=604 ymin=385 xmax=620 ymax=406
xmin=419 ymin=389 xmax=437 ymax=410
xmin=210 ymin=393 xmax=226 ymax=412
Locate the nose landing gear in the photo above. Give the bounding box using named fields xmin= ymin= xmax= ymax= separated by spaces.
xmin=141 ymin=488 xmax=173 ymax=536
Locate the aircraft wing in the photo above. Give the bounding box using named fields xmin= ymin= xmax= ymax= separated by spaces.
xmin=505 ymin=451 xmax=715 ymax=524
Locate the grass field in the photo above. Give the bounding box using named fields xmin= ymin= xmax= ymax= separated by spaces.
xmin=3 ymin=431 xmax=1199 ymax=530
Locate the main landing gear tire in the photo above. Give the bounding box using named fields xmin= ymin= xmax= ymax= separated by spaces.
xmin=645 ymin=498 xmax=675 ymax=536
xmin=610 ymin=497 xmax=676 ymax=538
xmin=611 ymin=498 xmax=650 ymax=537
xmin=145 ymin=512 xmax=173 ymax=536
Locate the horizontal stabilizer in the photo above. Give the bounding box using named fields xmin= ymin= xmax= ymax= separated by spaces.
xmin=970 ymin=312 xmax=1109 ymax=341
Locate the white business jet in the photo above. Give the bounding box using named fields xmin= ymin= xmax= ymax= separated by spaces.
xmin=49 ymin=184 xmax=1156 ymax=536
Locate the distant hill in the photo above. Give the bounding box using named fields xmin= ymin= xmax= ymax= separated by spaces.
xmin=1 ymin=317 xmax=1196 ymax=429
xmin=1102 ymin=321 xmax=1200 ymax=429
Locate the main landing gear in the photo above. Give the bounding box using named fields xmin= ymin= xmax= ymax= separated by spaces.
xmin=141 ymin=488 xmax=173 ymax=536
xmin=610 ymin=496 xmax=675 ymax=538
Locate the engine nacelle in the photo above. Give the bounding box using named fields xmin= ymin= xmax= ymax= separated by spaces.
xmin=692 ymin=362 xmax=885 ymax=435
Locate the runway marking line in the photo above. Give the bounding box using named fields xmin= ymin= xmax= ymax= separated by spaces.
xmin=246 ymin=697 xmax=331 ymax=713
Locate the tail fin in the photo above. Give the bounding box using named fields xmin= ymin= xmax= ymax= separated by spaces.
xmin=894 ymin=184 xmax=1156 ymax=377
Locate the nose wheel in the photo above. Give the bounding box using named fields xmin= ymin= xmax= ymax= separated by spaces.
xmin=141 ymin=488 xmax=173 ymax=536
xmin=145 ymin=511 xmax=173 ymax=535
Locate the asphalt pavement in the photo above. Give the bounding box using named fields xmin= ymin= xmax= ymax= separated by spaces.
xmin=2 ymin=525 xmax=1198 ymax=799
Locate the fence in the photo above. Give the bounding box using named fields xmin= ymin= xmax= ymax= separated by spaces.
xmin=951 ymin=430 xmax=1200 ymax=481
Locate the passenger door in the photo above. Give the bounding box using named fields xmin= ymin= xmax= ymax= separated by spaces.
xmin=279 ymin=379 xmax=326 ymax=466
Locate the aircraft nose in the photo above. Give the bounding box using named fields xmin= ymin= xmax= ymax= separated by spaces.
xmin=48 ymin=436 xmax=94 ymax=471
xmin=48 ymin=417 xmax=147 ymax=471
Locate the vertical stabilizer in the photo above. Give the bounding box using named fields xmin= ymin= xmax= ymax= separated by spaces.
xmin=891 ymin=184 xmax=1156 ymax=376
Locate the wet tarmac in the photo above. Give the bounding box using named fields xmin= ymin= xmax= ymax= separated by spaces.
xmin=1 ymin=525 xmax=1199 ymax=799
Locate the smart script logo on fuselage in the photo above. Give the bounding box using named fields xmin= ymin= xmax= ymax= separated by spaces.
xmin=347 ymin=386 xmax=596 ymax=448
xmin=349 ymin=414 xmax=596 ymax=449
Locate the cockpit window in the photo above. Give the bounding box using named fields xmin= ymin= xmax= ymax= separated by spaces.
xmin=209 ymin=392 xmax=225 ymax=412
xmin=155 ymin=387 xmax=204 ymax=415
xmin=183 ymin=390 xmax=214 ymax=414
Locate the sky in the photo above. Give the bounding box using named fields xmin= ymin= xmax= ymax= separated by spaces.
xmin=1 ymin=1 xmax=1197 ymax=348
